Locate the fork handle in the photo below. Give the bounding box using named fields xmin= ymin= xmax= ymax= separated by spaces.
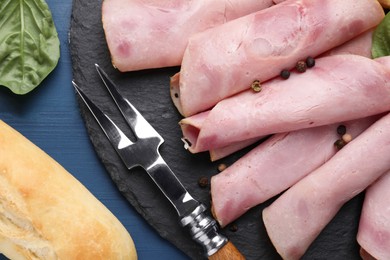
xmin=208 ymin=241 xmax=245 ymax=260
xmin=180 ymin=204 xmax=245 ymax=258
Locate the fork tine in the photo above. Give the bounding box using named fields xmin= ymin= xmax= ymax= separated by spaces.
xmin=95 ymin=64 xmax=163 ymax=142
xmin=73 ymin=81 xmax=137 ymax=166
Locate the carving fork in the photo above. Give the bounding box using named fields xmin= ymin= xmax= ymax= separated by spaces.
xmin=72 ymin=64 xmax=244 ymax=259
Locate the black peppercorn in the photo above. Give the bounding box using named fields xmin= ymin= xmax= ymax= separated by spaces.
xmin=337 ymin=125 xmax=346 ymax=135
xmin=295 ymin=61 xmax=307 ymax=73
xmin=306 ymin=56 xmax=315 ymax=68
xmin=334 ymin=139 xmax=346 ymax=150
xmin=280 ymin=69 xmax=290 ymax=79
xmin=198 ymin=176 xmax=209 ymax=188
xmin=229 ymin=223 xmax=238 ymax=232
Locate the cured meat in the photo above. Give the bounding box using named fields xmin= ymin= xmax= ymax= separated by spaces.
xmin=262 ymin=112 xmax=390 ymax=260
xmin=209 ymin=32 xmax=376 ymax=225
xmin=276 ymin=0 xmax=390 ymax=13
xmin=102 ymin=0 xmax=273 ymax=71
xmin=210 ymin=116 xmax=378 ymax=227
xmin=208 ymin=30 xmax=374 ymax=161
xmin=320 ymin=29 xmax=373 ymax=58
xmin=171 ymin=0 xmax=384 ymax=116
xmin=357 ymin=171 xmax=390 ymax=260
xmin=180 ymin=55 xmax=390 ymax=153
xmin=209 ymin=136 xmax=263 ymax=162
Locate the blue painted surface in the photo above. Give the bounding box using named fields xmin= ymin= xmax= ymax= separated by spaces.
xmin=0 ymin=1 xmax=189 ymax=259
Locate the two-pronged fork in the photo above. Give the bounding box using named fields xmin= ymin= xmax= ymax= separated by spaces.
xmin=72 ymin=64 xmax=244 ymax=259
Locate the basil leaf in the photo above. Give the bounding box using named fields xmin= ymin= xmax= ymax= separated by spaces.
xmin=0 ymin=0 xmax=60 ymax=94
xmin=372 ymin=12 xmax=390 ymax=59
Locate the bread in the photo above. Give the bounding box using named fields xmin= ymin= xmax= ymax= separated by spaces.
xmin=0 ymin=120 xmax=137 ymax=259
xmin=378 ymin=0 xmax=390 ymax=8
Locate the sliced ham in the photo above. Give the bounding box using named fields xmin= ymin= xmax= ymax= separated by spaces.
xmin=209 ymin=36 xmax=377 ymax=223
xmin=208 ymin=30 xmax=374 ymax=161
xmin=209 ymin=136 xmax=263 ymax=162
xmin=262 ymin=112 xmax=390 ymax=260
xmin=102 ymin=0 xmax=273 ymax=72
xmin=357 ymin=171 xmax=390 ymax=260
xmin=320 ymin=29 xmax=373 ymax=58
xmin=171 ymin=0 xmax=384 ymax=116
xmin=210 ymin=116 xmax=378 ymax=227
xmin=180 ymin=55 xmax=390 ymax=153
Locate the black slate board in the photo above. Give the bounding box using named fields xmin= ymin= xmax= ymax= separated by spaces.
xmin=69 ymin=1 xmax=364 ymax=259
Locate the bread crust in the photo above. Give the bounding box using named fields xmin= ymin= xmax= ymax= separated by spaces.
xmin=378 ymin=0 xmax=390 ymax=8
xmin=0 ymin=120 xmax=137 ymax=259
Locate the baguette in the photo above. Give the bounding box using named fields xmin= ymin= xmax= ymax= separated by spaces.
xmin=378 ymin=0 xmax=390 ymax=8
xmin=0 ymin=120 xmax=137 ymax=259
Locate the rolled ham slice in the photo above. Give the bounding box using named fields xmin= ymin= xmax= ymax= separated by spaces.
xmin=171 ymin=0 xmax=384 ymax=116
xmin=102 ymin=0 xmax=273 ymax=72
xmin=211 ymin=116 xmax=378 ymax=227
xmin=357 ymin=171 xmax=390 ymax=260
xmin=262 ymin=112 xmax=390 ymax=260
xmin=320 ymin=29 xmax=374 ymax=58
xmin=180 ymin=55 xmax=390 ymax=153
xmin=209 ymin=136 xmax=263 ymax=162
xmin=208 ymin=30 xmax=374 ymax=161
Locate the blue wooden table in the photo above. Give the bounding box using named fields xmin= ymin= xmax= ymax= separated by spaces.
xmin=0 ymin=1 xmax=189 ymax=259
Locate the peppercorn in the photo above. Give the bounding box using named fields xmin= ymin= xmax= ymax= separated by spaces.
xmin=306 ymin=56 xmax=315 ymax=68
xmin=295 ymin=60 xmax=307 ymax=73
xmin=342 ymin=133 xmax=352 ymax=143
xmin=251 ymin=80 xmax=262 ymax=92
xmin=218 ymin=163 xmax=227 ymax=172
xmin=280 ymin=69 xmax=290 ymax=79
xmin=198 ymin=176 xmax=209 ymax=188
xmin=229 ymin=223 xmax=238 ymax=232
xmin=337 ymin=125 xmax=346 ymax=135
xmin=334 ymin=139 xmax=346 ymax=150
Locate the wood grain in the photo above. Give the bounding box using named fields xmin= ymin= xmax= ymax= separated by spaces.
xmin=209 ymin=242 xmax=245 ymax=260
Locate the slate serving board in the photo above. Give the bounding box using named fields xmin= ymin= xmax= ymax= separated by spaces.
xmin=69 ymin=1 xmax=364 ymax=259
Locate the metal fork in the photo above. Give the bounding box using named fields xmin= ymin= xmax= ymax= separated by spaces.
xmin=72 ymin=64 xmax=244 ymax=259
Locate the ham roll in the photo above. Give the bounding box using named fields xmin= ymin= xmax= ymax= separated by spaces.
xmin=262 ymin=112 xmax=390 ymax=260
xmin=180 ymin=55 xmax=390 ymax=153
xmin=357 ymin=172 xmax=390 ymax=260
xmin=102 ymin=0 xmax=273 ymax=71
xmin=171 ymin=0 xmax=384 ymax=116
xmin=209 ymin=29 xmax=374 ymax=161
xmin=211 ymin=116 xmax=378 ymax=227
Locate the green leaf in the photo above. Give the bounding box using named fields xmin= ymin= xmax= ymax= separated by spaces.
xmin=0 ymin=0 xmax=60 ymax=94
xmin=372 ymin=12 xmax=390 ymax=59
